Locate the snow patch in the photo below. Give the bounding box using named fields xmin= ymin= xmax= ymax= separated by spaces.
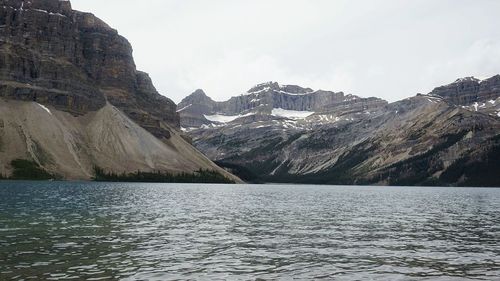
xmin=454 ymin=77 xmax=480 ymax=84
xmin=49 ymin=12 xmax=66 ymax=17
xmin=315 ymin=115 xmax=341 ymax=123
xmin=254 ymin=125 xmax=270 ymax=129
xmin=181 ymin=126 xmax=198 ymax=132
xmin=176 ymin=104 xmax=192 ymax=112
xmin=488 ymin=100 xmax=496 ymax=105
xmin=244 ymin=82 xmax=314 ymax=96
xmin=204 ymin=112 xmax=254 ymax=123
xmin=33 ymin=8 xmax=48 ymax=13
xmin=277 ymin=90 xmax=312 ymax=96
xmin=37 ymin=103 xmax=52 ymax=115
xmin=344 ymin=95 xmax=358 ymax=101
xmin=473 ymin=102 xmax=479 ymax=112
xmin=271 ymin=108 xmax=314 ymax=119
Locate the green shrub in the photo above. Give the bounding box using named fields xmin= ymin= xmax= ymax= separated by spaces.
xmin=10 ymin=159 xmax=57 ymax=180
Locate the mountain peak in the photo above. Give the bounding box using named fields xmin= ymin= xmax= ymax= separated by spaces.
xmin=192 ymin=89 xmax=208 ymax=97
xmin=247 ymin=82 xmax=280 ymax=93
xmin=247 ymin=82 xmax=314 ymax=95
xmin=178 ymin=89 xmax=216 ymax=110
xmin=430 ymin=75 xmax=500 ymax=106
xmin=453 ymin=77 xmax=480 ymax=84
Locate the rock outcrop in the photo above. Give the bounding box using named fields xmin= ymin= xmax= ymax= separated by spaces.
xmin=177 ymin=89 xmax=218 ymax=128
xmin=0 ymin=0 xmax=178 ymax=140
xmin=430 ymin=76 xmax=500 ymax=106
xmin=178 ymin=81 xmax=387 ymax=128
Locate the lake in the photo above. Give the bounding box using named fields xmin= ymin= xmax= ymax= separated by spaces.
xmin=0 ymin=182 xmax=499 ymax=280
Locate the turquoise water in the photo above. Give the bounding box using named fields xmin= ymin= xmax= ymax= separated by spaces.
xmin=0 ymin=181 xmax=499 ymax=280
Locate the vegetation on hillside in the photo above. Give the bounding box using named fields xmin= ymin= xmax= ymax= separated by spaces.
xmin=0 ymin=160 xmax=235 ymax=184
xmin=93 ymin=167 xmax=235 ymax=184
xmin=8 ymin=159 xmax=59 ymax=180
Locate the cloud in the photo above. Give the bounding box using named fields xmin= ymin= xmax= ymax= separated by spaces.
xmin=70 ymin=0 xmax=500 ymax=103
xmin=422 ymin=39 xmax=500 ymax=93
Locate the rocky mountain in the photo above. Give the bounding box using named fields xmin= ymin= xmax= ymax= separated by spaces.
xmin=0 ymin=0 xmax=178 ymax=138
xmin=178 ymin=82 xmax=387 ymax=129
xmin=430 ymin=76 xmax=500 ymax=105
xmin=0 ymin=0 xmax=238 ymax=181
xmin=430 ymin=76 xmax=500 ymax=117
xmin=179 ymin=77 xmax=500 ymax=187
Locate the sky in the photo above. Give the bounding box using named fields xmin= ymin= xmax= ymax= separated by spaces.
xmin=70 ymin=0 xmax=500 ymax=103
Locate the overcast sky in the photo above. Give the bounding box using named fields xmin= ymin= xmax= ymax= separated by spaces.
xmin=71 ymin=0 xmax=500 ymax=103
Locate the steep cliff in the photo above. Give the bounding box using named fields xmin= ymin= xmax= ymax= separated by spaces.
xmin=430 ymin=76 xmax=500 ymax=107
xmin=0 ymin=0 xmax=178 ymax=139
xmin=177 ymin=89 xmax=218 ymax=128
xmin=0 ymin=0 xmax=239 ymax=181
xmin=178 ymin=82 xmax=387 ymax=128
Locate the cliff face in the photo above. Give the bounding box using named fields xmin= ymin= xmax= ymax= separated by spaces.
xmin=178 ymin=82 xmax=387 ymax=128
xmin=0 ymin=0 xmax=178 ymax=140
xmin=430 ymin=76 xmax=500 ymax=106
xmin=177 ymin=89 xmax=218 ymax=128
xmin=0 ymin=0 xmax=239 ymax=181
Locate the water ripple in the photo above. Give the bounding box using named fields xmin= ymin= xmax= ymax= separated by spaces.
xmin=0 ymin=182 xmax=499 ymax=280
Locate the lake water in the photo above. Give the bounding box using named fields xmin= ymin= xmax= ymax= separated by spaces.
xmin=0 ymin=182 xmax=499 ymax=280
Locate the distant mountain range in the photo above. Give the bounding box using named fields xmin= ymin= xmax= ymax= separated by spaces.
xmin=178 ymin=76 xmax=500 ymax=186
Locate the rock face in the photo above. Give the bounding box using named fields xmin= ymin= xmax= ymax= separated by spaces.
xmin=430 ymin=76 xmax=500 ymax=106
xmin=0 ymin=0 xmax=178 ymax=140
xmin=0 ymin=0 xmax=239 ymax=181
xmin=177 ymin=89 xmax=218 ymax=128
xmin=178 ymin=82 xmax=387 ymax=128
xmin=179 ymin=78 xmax=500 ymax=187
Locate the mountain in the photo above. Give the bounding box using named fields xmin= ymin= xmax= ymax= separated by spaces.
xmin=430 ymin=76 xmax=500 ymax=117
xmin=178 ymin=82 xmax=387 ymax=128
xmin=0 ymin=0 xmax=238 ymax=181
xmin=430 ymin=76 xmax=500 ymax=105
xmin=178 ymin=77 xmax=500 ymax=187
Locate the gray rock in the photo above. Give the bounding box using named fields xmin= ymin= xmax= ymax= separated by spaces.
xmin=180 ymin=78 xmax=500 ymax=186
xmin=0 ymin=0 xmax=179 ymax=139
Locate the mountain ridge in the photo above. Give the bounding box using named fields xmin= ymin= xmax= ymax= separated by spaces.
xmin=178 ymin=76 xmax=500 ymax=186
xmin=178 ymin=81 xmax=387 ymax=129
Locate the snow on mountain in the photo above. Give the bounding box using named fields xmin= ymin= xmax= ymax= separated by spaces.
xmin=204 ymin=113 xmax=255 ymax=123
xmin=454 ymin=77 xmax=480 ymax=84
xmin=176 ymin=104 xmax=192 ymax=112
xmin=36 ymin=103 xmax=52 ymax=115
xmin=271 ymin=108 xmax=315 ymax=119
